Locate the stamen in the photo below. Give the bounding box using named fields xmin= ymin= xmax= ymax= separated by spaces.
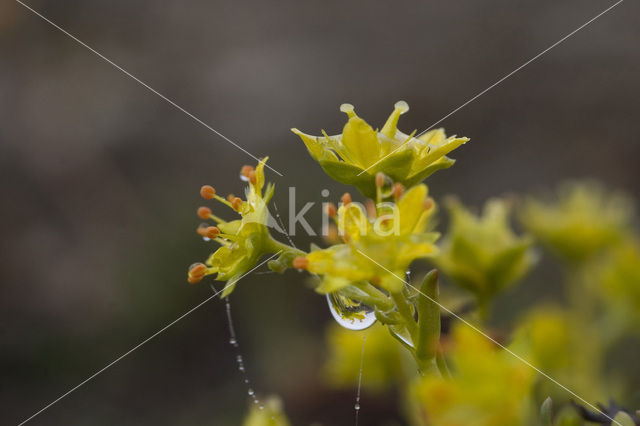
xmin=292 ymin=257 xmax=309 ymax=270
xmin=197 ymin=206 xmax=212 ymax=220
xmin=365 ymin=199 xmax=377 ymax=219
xmin=326 ymin=203 xmax=337 ymax=219
xmin=341 ymin=192 xmax=352 ymax=206
xmin=227 ymin=194 xmax=236 ymax=203
xmin=375 ymin=172 xmax=385 ymax=188
xmin=392 ymin=183 xmax=404 ymax=200
xmin=423 ymin=197 xmax=435 ymax=211
xmin=248 ymin=170 xmax=257 ymax=185
xmin=200 ymin=185 xmax=216 ymax=200
xmin=240 ymin=165 xmax=255 ymax=179
xmin=205 ymin=226 xmax=220 ymax=239
xmin=231 ymin=197 xmax=243 ymax=211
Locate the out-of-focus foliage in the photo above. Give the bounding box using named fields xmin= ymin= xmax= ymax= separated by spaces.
xmin=434 ymin=198 xmax=536 ymax=309
xmin=242 ymin=396 xmax=291 ymax=426
xmin=594 ymin=239 xmax=640 ymax=328
xmin=410 ymin=325 xmax=535 ymax=426
xmin=519 ymin=182 xmax=633 ymax=263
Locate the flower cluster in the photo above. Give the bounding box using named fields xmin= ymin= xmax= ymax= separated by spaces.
xmin=294 ymin=182 xmax=438 ymax=294
xmin=292 ymin=101 xmax=469 ymax=198
xmin=187 ymin=158 xmax=283 ymax=296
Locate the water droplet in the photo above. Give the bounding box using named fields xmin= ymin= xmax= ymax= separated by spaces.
xmin=236 ymin=355 xmax=243 ymax=363
xmin=239 ymin=173 xmax=250 ymax=182
xmin=244 ymin=379 xmax=249 ymax=384
xmin=405 ymin=269 xmax=411 ymax=282
xmin=238 ymin=365 xmax=245 ymax=372
xmin=326 ymin=293 xmax=376 ymax=330
xmin=354 ymin=402 xmax=361 ymax=411
xmin=321 ymin=189 xmax=330 ymax=197
xmin=248 ymin=388 xmax=255 ymax=396
xmin=229 ymin=337 xmax=237 ymax=346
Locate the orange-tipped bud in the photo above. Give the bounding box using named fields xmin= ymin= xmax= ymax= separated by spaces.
xmin=375 ymin=172 xmax=385 ymax=188
xmin=240 ymin=165 xmax=254 ymax=178
xmin=423 ymin=197 xmax=435 ymax=211
xmin=197 ymin=206 xmax=212 ymax=219
xmin=248 ymin=170 xmax=257 ymax=185
xmin=325 ymin=203 xmax=337 ymax=218
xmin=341 ymin=192 xmax=352 ymax=206
xmin=392 ymin=183 xmax=404 ymax=200
xmin=200 ymin=185 xmax=216 ymax=199
xmin=292 ymin=257 xmax=308 ymax=270
xmin=204 ymin=226 xmax=220 ymax=239
xmin=231 ymin=197 xmax=243 ymax=211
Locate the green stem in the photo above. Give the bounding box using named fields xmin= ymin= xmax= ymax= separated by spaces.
xmin=391 ymin=291 xmax=418 ymax=342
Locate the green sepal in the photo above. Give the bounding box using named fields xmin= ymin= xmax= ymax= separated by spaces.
xmin=403 ymin=157 xmax=456 ymax=188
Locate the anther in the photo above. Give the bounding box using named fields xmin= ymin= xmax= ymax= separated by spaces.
xmin=423 ymin=197 xmax=435 ymax=211
xmin=248 ymin=170 xmax=257 ymax=185
xmin=231 ymin=197 xmax=243 ymax=211
xmin=197 ymin=206 xmax=212 ymax=219
xmin=240 ymin=165 xmax=254 ymax=178
xmin=200 ymin=185 xmax=216 ymax=199
xmin=341 ymin=192 xmax=352 ymax=206
xmin=392 ymin=183 xmax=404 ymax=200
xmin=227 ymin=194 xmax=235 ymax=203
xmin=205 ymin=226 xmax=220 ymax=239
xmin=188 ymin=275 xmax=203 ymax=284
xmin=326 ymin=203 xmax=337 ymax=218
xmin=292 ymin=257 xmax=308 ymax=270
xmin=375 ymin=172 xmax=385 ymax=188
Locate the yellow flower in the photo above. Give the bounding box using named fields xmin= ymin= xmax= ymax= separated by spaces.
xmin=188 ymin=158 xmax=278 ymax=296
xmin=292 ymin=102 xmax=469 ymax=198
xmin=519 ymin=181 xmax=633 ymax=263
xmin=300 ymin=184 xmax=439 ymax=293
xmin=411 ymin=325 xmax=535 ymax=426
xmin=435 ymin=198 xmax=535 ymax=305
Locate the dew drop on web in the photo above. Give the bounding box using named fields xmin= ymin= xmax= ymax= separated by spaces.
xmin=239 ymin=173 xmax=250 ymax=182
xmin=326 ymin=293 xmax=376 ymax=330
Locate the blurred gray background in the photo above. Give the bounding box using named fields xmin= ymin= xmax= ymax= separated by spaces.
xmin=1 ymin=0 xmax=639 ymax=424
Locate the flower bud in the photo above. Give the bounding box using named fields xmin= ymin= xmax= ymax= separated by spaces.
xmin=200 ymin=185 xmax=216 ymax=199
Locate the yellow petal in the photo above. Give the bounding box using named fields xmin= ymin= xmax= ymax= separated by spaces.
xmin=341 ymin=115 xmax=380 ymax=168
xmin=397 ymin=184 xmax=428 ymax=235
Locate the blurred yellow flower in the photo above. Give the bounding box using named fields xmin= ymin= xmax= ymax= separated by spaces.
xmin=519 ymin=182 xmax=633 ymax=263
xmin=411 ymin=325 xmax=535 ymax=426
xmin=301 ymin=184 xmax=439 ymax=293
xmin=242 ymin=395 xmax=291 ymax=426
xmin=292 ymin=101 xmax=469 ymax=198
xmin=435 ymin=198 xmax=535 ymax=306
